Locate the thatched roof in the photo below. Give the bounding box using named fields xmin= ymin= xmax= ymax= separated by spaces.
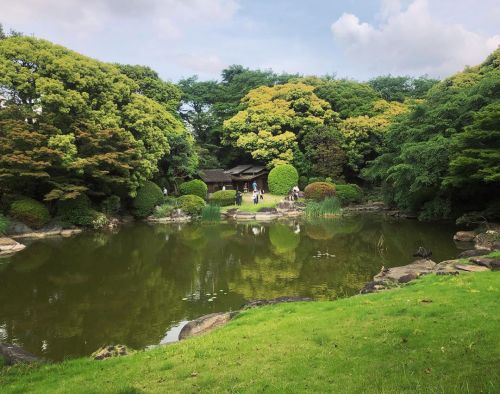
xmin=199 ymin=169 xmax=233 ymax=183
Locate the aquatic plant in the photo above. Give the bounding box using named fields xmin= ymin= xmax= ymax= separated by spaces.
xmin=305 ymin=197 xmax=341 ymax=218
xmin=201 ymin=204 xmax=221 ymax=222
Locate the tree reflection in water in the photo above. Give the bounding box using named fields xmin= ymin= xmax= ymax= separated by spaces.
xmin=0 ymin=216 xmax=458 ymax=360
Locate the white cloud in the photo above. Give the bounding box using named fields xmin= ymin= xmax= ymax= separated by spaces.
xmin=331 ymin=0 xmax=500 ymax=77
xmin=1 ymin=0 xmax=239 ymax=39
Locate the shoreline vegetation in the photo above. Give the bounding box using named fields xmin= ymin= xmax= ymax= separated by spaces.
xmin=1 ymin=271 xmax=498 ymax=393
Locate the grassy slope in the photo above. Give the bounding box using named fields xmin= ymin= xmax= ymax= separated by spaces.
xmin=221 ymin=193 xmax=284 ymax=213
xmin=1 ymin=273 xmax=499 ymax=393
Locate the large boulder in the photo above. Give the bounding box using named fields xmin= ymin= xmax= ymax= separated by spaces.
xmin=474 ymin=230 xmax=500 ymax=251
xmin=179 ymin=312 xmax=236 ymax=340
xmin=373 ymin=259 xmax=436 ymax=283
xmin=0 ymin=343 xmax=40 ymax=365
xmin=469 ymin=257 xmax=500 ymax=271
xmin=453 ymin=231 xmax=476 ymax=242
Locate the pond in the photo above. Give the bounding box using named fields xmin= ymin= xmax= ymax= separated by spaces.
xmin=0 ymin=215 xmax=459 ymax=361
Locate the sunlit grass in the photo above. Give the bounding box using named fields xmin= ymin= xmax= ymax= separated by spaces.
xmin=1 ymin=272 xmax=498 ymax=393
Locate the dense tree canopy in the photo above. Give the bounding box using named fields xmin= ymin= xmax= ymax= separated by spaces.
xmin=365 ymin=49 xmax=500 ymax=220
xmin=0 ymin=36 xmax=196 ymax=201
xmin=223 ymin=82 xmax=337 ymax=167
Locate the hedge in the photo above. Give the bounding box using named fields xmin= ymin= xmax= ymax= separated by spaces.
xmin=209 ymin=190 xmax=237 ymax=206
xmin=179 ymin=180 xmax=208 ymax=200
xmin=177 ymin=195 xmax=206 ymax=215
xmin=304 ymin=182 xmax=336 ymax=201
xmin=268 ymin=164 xmax=299 ymax=195
xmin=132 ymin=181 xmax=164 ymax=218
xmin=0 ymin=213 xmax=10 ymax=234
xmin=335 ymin=184 xmax=363 ymax=206
xmin=10 ymin=198 xmax=50 ymax=229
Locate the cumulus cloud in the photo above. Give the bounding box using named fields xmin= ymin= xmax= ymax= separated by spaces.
xmin=331 ymin=0 xmax=500 ymax=77
xmin=1 ymin=0 xmax=239 ymax=39
xmin=172 ymin=52 xmax=225 ymax=74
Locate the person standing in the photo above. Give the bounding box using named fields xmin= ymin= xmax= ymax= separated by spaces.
xmin=252 ymin=180 xmax=258 ymax=192
xmin=163 ymin=187 xmax=168 ymax=197
xmin=253 ymin=190 xmax=259 ymax=205
xmin=260 ymin=189 xmax=264 ymax=200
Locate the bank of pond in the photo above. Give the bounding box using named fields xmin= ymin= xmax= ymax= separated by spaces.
xmin=0 ymin=215 xmax=461 ymax=361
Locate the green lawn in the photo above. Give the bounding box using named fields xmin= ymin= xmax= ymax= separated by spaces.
xmin=221 ymin=193 xmax=284 ymax=213
xmin=1 ymin=272 xmax=498 ymax=393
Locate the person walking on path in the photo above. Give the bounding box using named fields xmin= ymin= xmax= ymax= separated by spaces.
xmin=252 ymin=180 xmax=258 ymax=192
xmin=235 ymin=191 xmax=242 ymax=206
xmin=260 ymin=189 xmax=264 ymax=200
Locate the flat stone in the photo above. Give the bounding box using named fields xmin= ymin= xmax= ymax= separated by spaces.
xmin=458 ymin=249 xmax=489 ymax=258
xmin=0 ymin=343 xmax=41 ymax=365
xmin=374 ymin=259 xmax=436 ymax=283
xmin=453 ymin=231 xmax=476 ymax=242
xmin=61 ymin=229 xmax=82 ymax=237
xmin=455 ymin=264 xmax=490 ymax=272
xmin=469 ymin=257 xmax=500 ymax=270
xmin=434 ymin=260 xmax=461 ymax=275
xmin=179 ymin=312 xmax=236 ymax=340
xmin=0 ymin=237 xmax=18 ymax=247
xmin=255 ymin=213 xmax=279 ymax=221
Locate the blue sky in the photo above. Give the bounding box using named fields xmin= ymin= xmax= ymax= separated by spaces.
xmin=2 ymin=0 xmax=499 ymax=82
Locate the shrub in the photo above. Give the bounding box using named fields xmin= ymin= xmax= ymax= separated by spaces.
xmin=335 ymin=184 xmax=363 ymax=206
xmin=179 ymin=179 xmax=208 ymax=200
xmin=100 ymin=195 xmax=121 ymax=215
xmin=132 ymin=181 xmax=164 ymax=218
xmin=268 ymin=164 xmax=299 ymax=195
xmin=209 ymin=190 xmax=236 ymax=206
xmin=0 ymin=214 xmax=10 ymax=234
xmin=418 ymin=198 xmax=451 ymax=221
xmin=304 ymin=182 xmax=336 ymax=201
xmin=91 ymin=212 xmax=109 ymax=230
xmin=57 ymin=194 xmax=98 ymax=227
xmin=153 ymin=203 xmax=176 ymax=218
xmin=201 ymin=205 xmax=221 ymax=222
xmin=177 ymin=195 xmax=206 ymax=215
xmin=10 ymin=198 xmax=50 ymax=229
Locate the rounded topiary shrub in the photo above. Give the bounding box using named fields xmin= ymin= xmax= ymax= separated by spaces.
xmin=268 ymin=164 xmax=299 ymax=195
xmin=10 ymin=198 xmax=50 ymax=229
xmin=177 ymin=195 xmax=206 ymax=215
xmin=335 ymin=184 xmax=363 ymax=206
xmin=209 ymin=190 xmax=236 ymax=206
xmin=304 ymin=182 xmax=336 ymax=201
xmin=132 ymin=181 xmax=164 ymax=218
xmin=179 ymin=179 xmax=208 ymax=200
xmin=57 ymin=194 xmax=97 ymax=227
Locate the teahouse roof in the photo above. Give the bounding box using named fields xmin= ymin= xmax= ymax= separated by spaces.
xmin=199 ymin=169 xmax=233 ymax=183
xmin=225 ymin=164 xmax=253 ymax=175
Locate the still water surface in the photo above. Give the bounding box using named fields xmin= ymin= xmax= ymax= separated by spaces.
xmin=0 ymin=216 xmax=458 ymax=360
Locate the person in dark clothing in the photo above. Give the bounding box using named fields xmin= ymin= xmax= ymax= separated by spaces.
xmin=235 ymin=191 xmax=242 ymax=206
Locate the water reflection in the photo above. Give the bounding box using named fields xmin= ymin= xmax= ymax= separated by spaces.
xmin=0 ymin=216 xmax=458 ymax=360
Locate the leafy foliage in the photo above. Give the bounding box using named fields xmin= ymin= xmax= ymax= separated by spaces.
xmin=209 ymin=190 xmax=237 ymax=206
xmin=178 ymin=179 xmax=208 ymax=200
xmin=0 ymin=213 xmax=10 ymax=234
xmin=176 ymin=195 xmax=206 ymax=215
xmin=56 ymin=194 xmax=99 ymax=227
xmin=10 ymin=198 xmax=50 ymax=229
xmin=304 ymin=182 xmax=336 ymax=201
xmin=335 ymin=184 xmax=363 ymax=206
xmin=132 ymin=181 xmax=164 ymax=218
xmin=369 ymin=75 xmax=439 ymax=102
xmin=268 ymin=164 xmax=299 ymax=195
xmin=365 ymin=48 xmax=500 ymax=219
xmin=100 ymin=196 xmax=121 ymax=215
xmin=223 ymin=83 xmax=337 ymax=167
xmin=0 ymin=36 xmax=196 ymax=202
